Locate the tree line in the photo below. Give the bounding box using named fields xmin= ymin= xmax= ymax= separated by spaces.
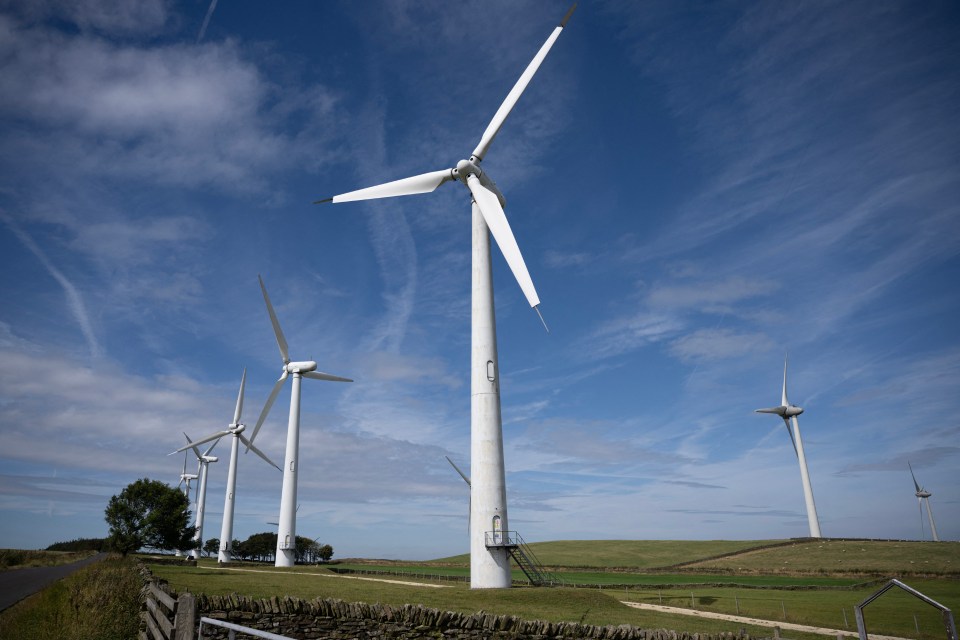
xmin=100 ymin=478 xmax=333 ymax=563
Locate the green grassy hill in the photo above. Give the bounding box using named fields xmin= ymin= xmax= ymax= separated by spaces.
xmin=433 ymin=540 xmax=779 ymax=568
xmin=433 ymin=538 xmax=960 ymax=575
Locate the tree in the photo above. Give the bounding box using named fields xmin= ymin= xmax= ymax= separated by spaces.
xmin=104 ymin=478 xmax=196 ymax=556
xmin=317 ymin=543 xmax=334 ymax=563
xmin=203 ymin=538 xmax=220 ymax=558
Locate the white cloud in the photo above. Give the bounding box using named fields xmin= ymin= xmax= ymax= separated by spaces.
xmin=0 ymin=16 xmax=342 ymax=193
xmin=669 ymin=328 xmax=774 ymax=363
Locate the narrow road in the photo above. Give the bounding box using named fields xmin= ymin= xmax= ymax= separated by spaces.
xmin=621 ymin=601 xmax=909 ymax=640
xmin=0 ymin=552 xmax=108 ymax=612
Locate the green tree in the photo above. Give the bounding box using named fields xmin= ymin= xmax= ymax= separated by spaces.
xmin=317 ymin=543 xmax=334 ymax=563
xmin=203 ymin=538 xmax=220 ymax=558
xmin=240 ymin=532 xmax=277 ymax=562
xmin=104 ymin=478 xmax=195 ymax=556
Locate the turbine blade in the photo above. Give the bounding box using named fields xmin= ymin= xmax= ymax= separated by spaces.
xmin=318 ymin=169 xmax=455 ymax=204
xmin=170 ymin=429 xmax=231 ymax=454
xmin=248 ymin=372 xmax=287 ymax=447
xmin=445 ymin=456 xmax=472 ymax=486
xmin=183 ymin=432 xmax=202 ymax=460
xmin=782 ymin=354 xmax=789 ymax=407
xmin=258 ymin=275 xmax=290 ymax=364
xmin=302 ymin=370 xmax=353 ymax=383
xmin=202 ymin=437 xmax=220 ymax=458
xmin=239 ymin=434 xmax=281 ymax=471
xmin=233 ymin=368 xmax=247 ymax=425
xmin=908 ymin=461 xmax=922 ymax=493
xmin=471 ymin=4 xmax=575 ymax=161
xmin=754 ymin=407 xmax=784 ymax=415
xmin=783 ymin=416 xmax=798 ymax=457
xmin=466 ymin=174 xmax=540 ymax=308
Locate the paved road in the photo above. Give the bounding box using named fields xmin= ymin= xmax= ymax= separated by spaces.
xmin=621 ymin=601 xmax=910 ymax=640
xmin=0 ymin=552 xmax=108 ymax=613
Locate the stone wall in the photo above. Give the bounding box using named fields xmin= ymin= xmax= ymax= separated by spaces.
xmin=195 ymin=593 xmax=753 ymax=640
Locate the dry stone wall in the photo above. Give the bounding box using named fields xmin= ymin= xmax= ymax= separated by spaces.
xmin=196 ymin=593 xmax=753 ymax=640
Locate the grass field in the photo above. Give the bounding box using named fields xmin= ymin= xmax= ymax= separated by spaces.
xmin=145 ymin=539 xmax=960 ymax=640
xmin=0 ymin=549 xmax=95 ymax=572
xmin=433 ymin=539 xmax=782 ymax=569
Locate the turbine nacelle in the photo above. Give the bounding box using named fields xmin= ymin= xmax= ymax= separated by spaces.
xmin=229 ymin=422 xmax=246 ymax=434
xmin=754 ymin=404 xmax=803 ymax=418
xmin=285 ymin=360 xmax=318 ymax=375
xmin=455 ymin=159 xmax=506 ymax=208
xmin=202 ymin=455 xmax=219 ymax=463
xmin=916 ymin=489 xmax=932 ymax=499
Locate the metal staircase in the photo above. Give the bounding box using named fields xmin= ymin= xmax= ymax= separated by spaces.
xmin=484 ymin=530 xmax=562 ymax=586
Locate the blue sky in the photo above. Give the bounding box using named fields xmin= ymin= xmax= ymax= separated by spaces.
xmin=1 ymin=0 xmax=957 ymax=559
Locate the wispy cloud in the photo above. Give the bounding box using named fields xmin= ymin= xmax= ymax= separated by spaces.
xmin=196 ymin=0 xmax=219 ymax=43
xmin=1 ymin=212 xmax=101 ymax=359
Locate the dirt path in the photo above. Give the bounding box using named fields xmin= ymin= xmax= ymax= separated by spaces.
xmin=621 ymin=601 xmax=909 ymax=640
xmin=199 ymin=564 xmax=451 ymax=588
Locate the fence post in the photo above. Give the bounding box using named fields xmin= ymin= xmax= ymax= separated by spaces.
xmin=175 ymin=592 xmax=196 ymax=640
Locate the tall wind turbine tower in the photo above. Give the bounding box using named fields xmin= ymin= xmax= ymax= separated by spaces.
xmin=249 ymin=276 xmax=352 ymax=567
xmin=172 ymin=370 xmax=280 ymax=563
xmin=908 ymin=462 xmax=940 ymax=542
xmin=322 ymin=4 xmax=576 ymax=589
xmin=755 ymin=356 xmax=822 ymax=538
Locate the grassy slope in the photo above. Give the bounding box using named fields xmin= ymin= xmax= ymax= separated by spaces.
xmin=0 ymin=549 xmax=95 ymax=572
xmin=684 ymin=539 xmax=960 ymax=574
xmin=434 ymin=540 xmax=781 ymax=569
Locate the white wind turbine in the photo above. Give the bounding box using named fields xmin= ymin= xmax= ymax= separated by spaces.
xmin=172 ymin=369 xmax=280 ymax=563
xmin=180 ymin=433 xmax=220 ymax=560
xmin=908 ymin=461 xmax=940 ymax=542
xmin=248 ymin=275 xmax=352 ymax=567
xmin=321 ymin=4 xmax=576 ymax=589
xmin=755 ymin=356 xmax=822 ymax=538
xmin=172 ymin=452 xmax=198 ymax=557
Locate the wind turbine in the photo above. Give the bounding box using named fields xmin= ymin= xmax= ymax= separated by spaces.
xmin=755 ymin=355 xmax=822 ymax=538
xmin=172 ymin=369 xmax=280 ymax=563
xmin=445 ymin=456 xmax=471 ymax=533
xmin=321 ymin=3 xmax=576 ymax=589
xmin=173 ymin=452 xmax=198 ymax=557
xmin=181 ymin=432 xmax=220 ymax=560
xmin=908 ymin=462 xmax=940 ymax=542
xmin=248 ymin=275 xmax=352 ymax=567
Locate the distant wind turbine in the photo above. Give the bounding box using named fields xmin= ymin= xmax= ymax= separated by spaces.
xmin=174 ymin=451 xmax=198 ymax=557
xmin=181 ymin=432 xmax=220 ymax=560
xmin=755 ymin=355 xmax=822 ymax=538
xmin=908 ymin=462 xmax=940 ymax=542
xmin=248 ymin=276 xmax=352 ymax=567
xmin=172 ymin=369 xmax=280 ymax=563
xmin=321 ymin=3 xmax=576 ymax=589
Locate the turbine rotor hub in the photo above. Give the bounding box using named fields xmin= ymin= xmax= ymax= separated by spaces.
xmin=455 ymin=158 xmax=481 ymax=181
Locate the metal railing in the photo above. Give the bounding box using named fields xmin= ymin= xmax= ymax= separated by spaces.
xmin=484 ymin=530 xmax=518 ymax=547
xmin=198 ymin=616 xmax=295 ymax=640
